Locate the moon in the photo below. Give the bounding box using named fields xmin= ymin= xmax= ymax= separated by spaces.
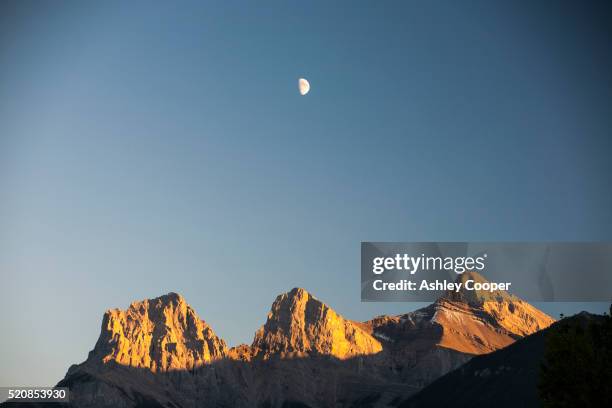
xmin=298 ymin=78 xmax=310 ymax=95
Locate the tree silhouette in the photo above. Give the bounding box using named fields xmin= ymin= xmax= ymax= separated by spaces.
xmin=539 ymin=306 xmax=612 ymax=407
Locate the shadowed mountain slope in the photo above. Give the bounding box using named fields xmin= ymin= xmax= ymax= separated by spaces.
xmin=397 ymin=312 xmax=606 ymax=408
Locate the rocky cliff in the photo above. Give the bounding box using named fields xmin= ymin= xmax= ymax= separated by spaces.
xmin=252 ymin=287 xmax=382 ymax=359
xmin=370 ymin=272 xmax=554 ymax=355
xmin=46 ymin=276 xmax=553 ymax=407
xmin=92 ymin=292 xmax=227 ymax=372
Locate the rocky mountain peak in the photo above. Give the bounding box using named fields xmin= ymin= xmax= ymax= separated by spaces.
xmin=429 ymin=272 xmax=554 ymax=353
xmin=252 ymin=287 xmax=382 ymax=359
xmin=441 ymin=271 xmax=515 ymax=305
xmin=368 ymin=272 xmax=555 ymax=355
xmin=90 ymin=293 xmax=227 ymax=372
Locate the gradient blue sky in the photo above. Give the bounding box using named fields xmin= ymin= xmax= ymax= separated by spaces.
xmin=1 ymin=1 xmax=611 ymax=387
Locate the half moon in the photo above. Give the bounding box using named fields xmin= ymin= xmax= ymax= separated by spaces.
xmin=298 ymin=78 xmax=310 ymax=95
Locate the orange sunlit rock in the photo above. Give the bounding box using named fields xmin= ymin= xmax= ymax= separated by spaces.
xmin=94 ymin=292 xmax=227 ymax=372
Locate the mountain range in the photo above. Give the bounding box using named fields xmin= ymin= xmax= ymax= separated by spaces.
xmin=3 ymin=272 xmax=555 ymax=407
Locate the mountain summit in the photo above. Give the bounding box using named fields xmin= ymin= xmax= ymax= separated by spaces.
xmin=371 ymin=272 xmax=554 ymax=355
xmin=443 ymin=271 xmax=515 ymax=304
xmin=251 ymin=287 xmax=382 ymax=359
xmin=440 ymin=271 xmax=554 ymax=351
xmin=91 ymin=292 xmax=227 ymax=372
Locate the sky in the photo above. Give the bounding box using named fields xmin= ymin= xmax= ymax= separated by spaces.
xmin=1 ymin=0 xmax=612 ymax=387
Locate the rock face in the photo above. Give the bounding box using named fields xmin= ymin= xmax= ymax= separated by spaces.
xmin=361 ymin=272 xmax=555 ymax=390
xmin=444 ymin=272 xmax=554 ymax=340
xmin=371 ymin=272 xmax=554 ymax=356
xmin=92 ymin=292 xmax=227 ymax=372
xmin=52 ymin=277 xmax=554 ymax=407
xmin=252 ymin=288 xmax=382 ymax=359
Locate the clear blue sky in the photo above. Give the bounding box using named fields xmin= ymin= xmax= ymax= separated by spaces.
xmin=1 ymin=1 xmax=611 ymax=387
